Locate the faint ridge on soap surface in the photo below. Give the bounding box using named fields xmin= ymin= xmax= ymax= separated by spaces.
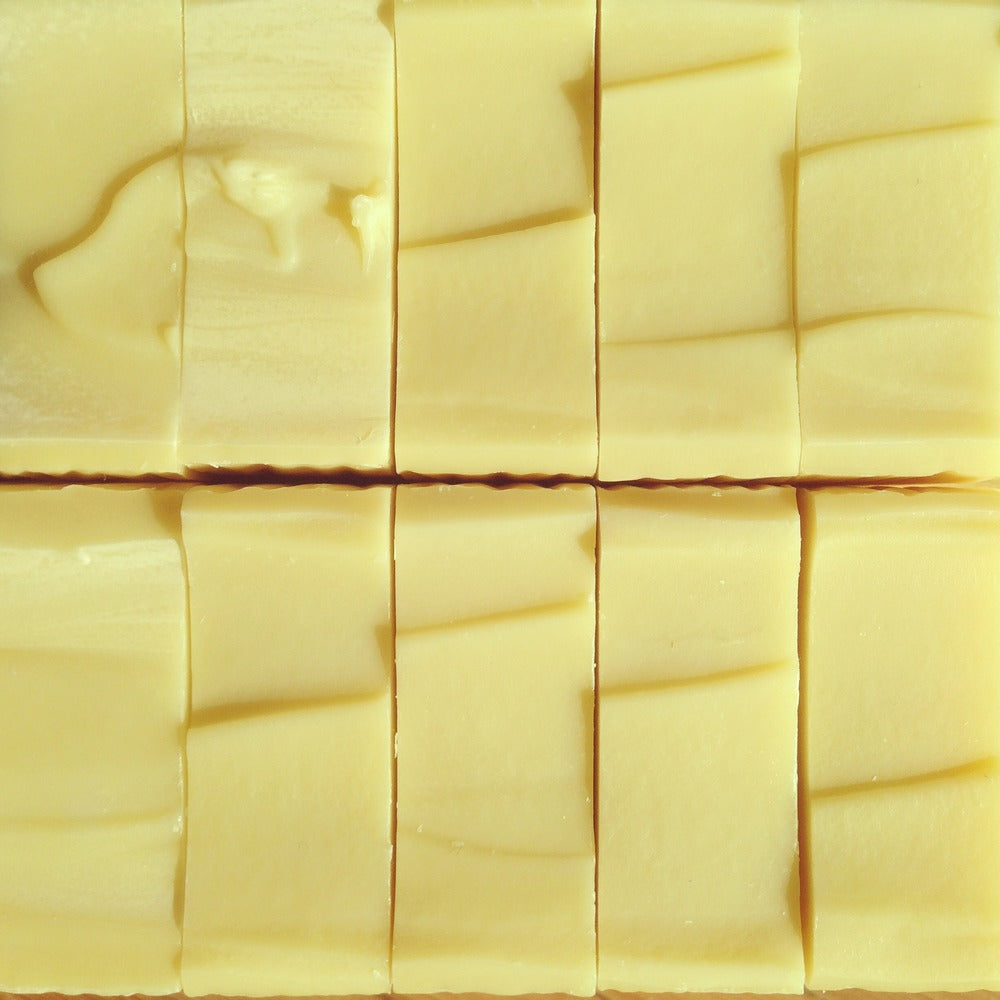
xmin=796 ymin=0 xmax=1000 ymax=480
xmin=598 ymin=0 xmax=800 ymax=483
xmin=180 ymin=485 xmax=393 ymax=997
xmin=393 ymin=483 xmax=597 ymax=995
xmin=0 ymin=486 xmax=187 ymax=995
xmin=803 ymin=487 xmax=1000 ymax=991
xmin=394 ymin=0 xmax=598 ymax=479
xmin=598 ymin=485 xmax=804 ymax=993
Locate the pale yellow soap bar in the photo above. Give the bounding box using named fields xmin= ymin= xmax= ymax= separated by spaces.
xmin=393 ymin=484 xmax=596 ymax=994
xmin=179 ymin=0 xmax=394 ymax=472
xmin=797 ymin=0 xmax=1000 ymax=151
xmin=598 ymin=486 xmax=803 ymax=993
xmin=0 ymin=486 xmax=186 ymax=995
xmin=180 ymin=486 xmax=392 ymax=996
xmin=598 ymin=0 xmax=799 ymax=481
xmin=0 ymin=0 xmax=183 ymax=476
xmin=394 ymin=0 xmax=597 ymax=477
xmin=796 ymin=1 xmax=1000 ymax=479
xmin=803 ymin=488 xmax=1000 ymax=991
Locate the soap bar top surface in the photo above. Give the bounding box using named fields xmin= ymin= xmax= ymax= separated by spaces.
xmin=395 ymin=0 xmax=594 ymax=244
xmin=804 ymin=487 xmax=1000 ymax=791
xmin=182 ymin=485 xmax=391 ymax=711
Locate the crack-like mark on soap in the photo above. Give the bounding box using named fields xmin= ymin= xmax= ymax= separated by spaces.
xmin=401 ymin=827 xmax=593 ymax=864
xmin=607 ymin=323 xmax=792 ymax=349
xmin=189 ymin=690 xmax=386 ymax=730
xmin=601 ymin=658 xmax=792 ymax=699
xmin=17 ymin=145 xmax=181 ymax=307
xmin=602 ymin=48 xmax=790 ymax=91
xmin=399 ymin=207 xmax=589 ymax=252
xmin=798 ymin=118 xmax=996 ymax=159
xmin=799 ymin=307 xmax=993 ymax=336
xmin=811 ymin=756 xmax=1000 ymax=801
xmin=0 ymin=809 xmax=179 ymax=833
xmin=395 ymin=596 xmax=590 ymax=638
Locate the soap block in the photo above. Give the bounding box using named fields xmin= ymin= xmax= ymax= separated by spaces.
xmin=180 ymin=486 xmax=392 ymax=996
xmin=799 ymin=313 xmax=1000 ymax=478
xmin=394 ymin=0 xmax=596 ymax=477
xmin=393 ymin=484 xmax=596 ymax=994
xmin=802 ymin=488 xmax=1000 ymax=990
xmin=797 ymin=1 xmax=1000 ymax=479
xmin=797 ymin=0 xmax=1000 ymax=151
xmin=598 ymin=0 xmax=799 ymax=482
xmin=0 ymin=487 xmax=186 ymax=994
xmin=0 ymin=0 xmax=183 ymax=476
xmin=597 ymin=486 xmax=803 ymax=992
xmin=179 ymin=0 xmax=394 ymax=472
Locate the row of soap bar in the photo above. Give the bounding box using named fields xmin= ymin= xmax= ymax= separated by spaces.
xmin=2 ymin=0 xmax=998 ymax=481
xmin=2 ymin=483 xmax=998 ymax=996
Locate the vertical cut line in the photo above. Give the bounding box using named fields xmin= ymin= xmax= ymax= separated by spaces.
xmin=176 ymin=0 xmax=190 ymax=474
xmin=388 ymin=483 xmax=399 ymax=990
xmin=592 ymin=483 xmax=602 ymax=988
xmin=593 ymin=0 xmax=602 ymax=484
xmin=795 ymin=487 xmax=815 ymax=981
xmin=175 ymin=494 xmax=193 ymax=987
xmin=791 ymin=10 xmax=804 ymax=478
xmin=389 ymin=4 xmax=401 ymax=479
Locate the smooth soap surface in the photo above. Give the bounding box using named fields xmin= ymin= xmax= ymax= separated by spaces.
xmin=394 ymin=0 xmax=597 ymax=477
xmin=598 ymin=0 xmax=799 ymax=481
xmin=803 ymin=488 xmax=1000 ymax=990
xmin=598 ymin=486 xmax=803 ymax=992
xmin=393 ymin=484 xmax=597 ymax=995
xmin=180 ymin=486 xmax=393 ymax=996
xmin=179 ymin=0 xmax=395 ymax=471
xmin=0 ymin=487 xmax=186 ymax=994
xmin=795 ymin=2 xmax=1000 ymax=479
xmin=0 ymin=0 xmax=183 ymax=476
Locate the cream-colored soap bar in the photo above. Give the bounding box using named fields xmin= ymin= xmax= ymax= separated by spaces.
xmin=394 ymin=0 xmax=597 ymax=477
xmin=0 ymin=487 xmax=186 ymax=994
xmin=598 ymin=486 xmax=803 ymax=993
xmin=796 ymin=0 xmax=1000 ymax=479
xmin=393 ymin=484 xmax=596 ymax=994
xmin=598 ymin=0 xmax=799 ymax=482
xmin=179 ymin=0 xmax=394 ymax=472
xmin=180 ymin=486 xmax=392 ymax=996
xmin=803 ymin=488 xmax=1000 ymax=990
xmin=0 ymin=1 xmax=183 ymax=476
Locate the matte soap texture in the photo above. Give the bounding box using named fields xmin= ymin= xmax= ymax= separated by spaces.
xmin=598 ymin=486 xmax=803 ymax=992
xmin=598 ymin=0 xmax=800 ymax=482
xmin=179 ymin=0 xmax=395 ymax=471
xmin=802 ymin=488 xmax=1000 ymax=990
xmin=796 ymin=0 xmax=1000 ymax=478
xmin=180 ymin=486 xmax=393 ymax=996
xmin=0 ymin=0 xmax=184 ymax=476
xmin=393 ymin=484 xmax=597 ymax=994
xmin=394 ymin=0 xmax=598 ymax=477
xmin=0 ymin=487 xmax=187 ymax=994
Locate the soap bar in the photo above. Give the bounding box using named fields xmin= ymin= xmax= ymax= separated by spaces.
xmin=179 ymin=0 xmax=395 ymax=471
xmin=802 ymin=488 xmax=1000 ymax=990
xmin=0 ymin=0 xmax=183 ymax=476
xmin=796 ymin=0 xmax=1000 ymax=478
xmin=598 ymin=0 xmax=799 ymax=482
xmin=180 ymin=486 xmax=393 ymax=996
xmin=598 ymin=486 xmax=803 ymax=992
xmin=0 ymin=487 xmax=186 ymax=994
xmin=393 ymin=484 xmax=597 ymax=994
xmin=394 ymin=0 xmax=597 ymax=477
